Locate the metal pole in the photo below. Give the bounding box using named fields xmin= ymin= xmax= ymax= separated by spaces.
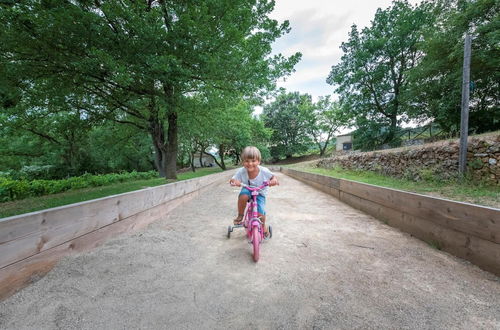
xmin=459 ymin=34 xmax=471 ymax=176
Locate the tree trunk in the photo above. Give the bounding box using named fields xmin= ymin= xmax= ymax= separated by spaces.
xmin=218 ymin=145 xmax=226 ymax=170
xmin=319 ymin=140 xmax=330 ymax=157
xmin=149 ymin=118 xmax=167 ymax=178
xmin=147 ymin=97 xmax=170 ymax=178
xmin=385 ymin=114 xmax=398 ymax=143
xmin=153 ymin=143 xmax=167 ymax=177
xmin=203 ymin=148 xmax=226 ymax=170
xmin=199 ymin=151 xmax=204 ymax=168
xmin=190 ymin=152 xmax=196 ymax=172
xmin=165 ymin=111 xmax=178 ymax=179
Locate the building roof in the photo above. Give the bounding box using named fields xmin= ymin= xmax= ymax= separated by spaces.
xmin=336 ymin=133 xmax=353 ymax=137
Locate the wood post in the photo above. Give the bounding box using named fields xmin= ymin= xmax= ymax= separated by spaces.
xmin=459 ymin=34 xmax=471 ymax=176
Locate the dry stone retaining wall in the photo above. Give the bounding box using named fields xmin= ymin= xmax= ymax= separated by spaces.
xmin=318 ymin=134 xmax=500 ymax=184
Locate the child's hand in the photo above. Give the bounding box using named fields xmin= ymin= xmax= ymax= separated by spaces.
xmin=269 ymin=177 xmax=279 ymax=186
xmin=230 ymin=178 xmax=241 ymax=187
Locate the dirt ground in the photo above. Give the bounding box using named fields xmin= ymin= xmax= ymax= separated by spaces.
xmin=1 ymin=173 xmax=499 ymax=329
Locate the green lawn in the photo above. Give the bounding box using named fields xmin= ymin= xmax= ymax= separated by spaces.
xmin=288 ymin=163 xmax=500 ymax=209
xmin=0 ymin=167 xmax=223 ymax=219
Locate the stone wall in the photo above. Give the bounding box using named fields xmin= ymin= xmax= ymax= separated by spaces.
xmin=317 ymin=133 xmax=500 ymax=184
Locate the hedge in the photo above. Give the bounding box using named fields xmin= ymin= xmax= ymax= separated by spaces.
xmin=0 ymin=171 xmax=158 ymax=202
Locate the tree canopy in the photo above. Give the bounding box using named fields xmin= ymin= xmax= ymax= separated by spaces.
xmin=262 ymin=91 xmax=313 ymax=159
xmin=327 ymin=0 xmax=434 ymax=144
xmin=327 ymin=0 xmax=499 ymax=150
xmin=406 ymin=0 xmax=500 ymax=134
xmin=0 ymin=0 xmax=300 ymax=178
xmin=1 ymin=0 xmax=498 ymax=178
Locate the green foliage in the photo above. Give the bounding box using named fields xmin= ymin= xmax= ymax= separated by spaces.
xmin=0 ymin=114 xmax=155 ymax=178
xmin=352 ymin=118 xmax=404 ymax=151
xmin=0 ymin=0 xmax=301 ymax=179
xmin=427 ymin=240 xmax=442 ymax=250
xmin=177 ymin=97 xmax=270 ymax=169
xmin=249 ymin=118 xmax=273 ymax=161
xmin=327 ymin=0 xmax=434 ymax=144
xmin=419 ymin=168 xmax=438 ymax=182
xmin=303 ymin=96 xmax=348 ymax=156
xmin=469 ymin=158 xmax=484 ymax=170
xmin=328 ymin=0 xmax=499 ymax=148
xmin=15 ymin=165 xmax=56 ymax=180
xmin=88 ymin=123 xmax=154 ymax=173
xmin=407 ymin=0 xmax=500 ymax=134
xmin=262 ymin=91 xmax=313 ymax=159
xmin=0 ymin=170 xmax=158 ymax=202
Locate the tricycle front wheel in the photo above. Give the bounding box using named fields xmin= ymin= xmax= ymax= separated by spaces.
xmin=252 ymin=226 xmax=260 ymax=262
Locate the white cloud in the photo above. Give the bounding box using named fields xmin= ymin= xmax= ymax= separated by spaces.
xmin=269 ymin=0 xmax=423 ymax=101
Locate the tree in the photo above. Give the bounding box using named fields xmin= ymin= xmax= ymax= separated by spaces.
xmin=0 ymin=101 xmax=95 ymax=177
xmin=1 ymin=0 xmax=301 ymax=178
xmin=177 ymin=96 xmax=269 ymax=170
xmin=205 ymin=101 xmax=253 ymax=170
xmin=351 ymin=117 xmax=403 ymax=151
xmin=246 ymin=116 xmax=272 ymax=163
xmin=262 ymin=92 xmax=312 ymax=159
xmin=327 ymin=0 xmax=434 ymax=144
xmin=88 ymin=122 xmax=154 ymax=173
xmin=406 ymin=0 xmax=500 ymax=134
xmin=304 ymin=96 xmax=348 ymax=157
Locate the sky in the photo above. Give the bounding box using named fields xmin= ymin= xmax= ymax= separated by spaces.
xmin=268 ymin=0 xmax=421 ymax=102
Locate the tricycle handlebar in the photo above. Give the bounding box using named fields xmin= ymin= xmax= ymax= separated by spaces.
xmin=237 ymin=181 xmax=269 ymax=191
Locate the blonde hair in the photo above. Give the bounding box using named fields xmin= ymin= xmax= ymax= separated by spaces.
xmin=241 ymin=146 xmax=261 ymax=162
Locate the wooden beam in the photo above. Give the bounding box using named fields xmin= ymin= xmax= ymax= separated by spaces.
xmin=0 ymin=189 xmax=201 ymax=300
xmin=281 ymin=168 xmax=500 ymax=276
xmin=0 ymin=172 xmax=230 ymax=270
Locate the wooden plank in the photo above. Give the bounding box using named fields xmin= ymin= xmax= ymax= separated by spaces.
xmin=283 ymin=169 xmax=500 ymax=275
xmin=286 ymin=170 xmax=500 ymax=244
xmin=0 ymin=172 xmax=224 ymax=243
xmin=0 ymin=188 xmax=201 ymax=300
xmin=0 ymin=171 xmax=230 ymax=270
xmin=330 ymin=187 xmax=340 ymax=199
xmin=327 ymin=177 xmax=341 ymax=189
xmin=339 ymin=190 xmax=500 ymax=276
xmin=339 ymin=179 xmax=500 ymax=244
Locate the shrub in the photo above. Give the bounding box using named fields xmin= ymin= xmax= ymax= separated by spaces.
xmin=419 ymin=168 xmax=437 ymax=182
xmin=18 ymin=165 xmax=56 ymax=180
xmin=469 ymin=158 xmax=484 ymax=170
xmin=0 ymin=170 xmax=159 ymax=202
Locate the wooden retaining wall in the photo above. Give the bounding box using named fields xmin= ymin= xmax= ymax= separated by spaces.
xmin=281 ymin=168 xmax=500 ymax=276
xmin=0 ymin=171 xmax=231 ymax=299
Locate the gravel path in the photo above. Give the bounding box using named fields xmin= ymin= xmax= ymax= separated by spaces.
xmin=1 ymin=173 xmax=499 ymax=329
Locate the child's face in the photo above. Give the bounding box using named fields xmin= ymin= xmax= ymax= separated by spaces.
xmin=243 ymin=158 xmax=260 ymax=171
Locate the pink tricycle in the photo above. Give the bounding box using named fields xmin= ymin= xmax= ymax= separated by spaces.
xmin=227 ymin=181 xmax=272 ymax=262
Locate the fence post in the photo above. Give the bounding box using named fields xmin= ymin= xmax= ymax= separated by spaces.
xmin=459 ymin=34 xmax=471 ymax=177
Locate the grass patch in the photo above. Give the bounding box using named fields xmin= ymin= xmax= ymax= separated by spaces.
xmin=427 ymin=240 xmax=442 ymax=250
xmin=0 ymin=167 xmax=222 ymax=218
xmin=291 ymin=164 xmax=500 ymax=208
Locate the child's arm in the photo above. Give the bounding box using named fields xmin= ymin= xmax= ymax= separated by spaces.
xmin=269 ymin=175 xmax=279 ymax=186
